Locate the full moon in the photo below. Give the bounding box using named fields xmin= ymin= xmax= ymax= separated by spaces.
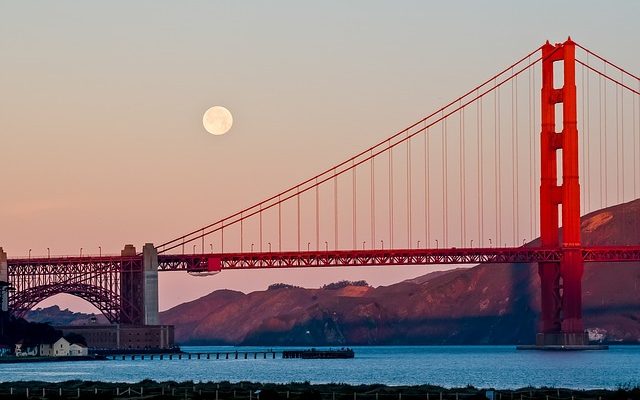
xmin=203 ymin=106 xmax=233 ymax=135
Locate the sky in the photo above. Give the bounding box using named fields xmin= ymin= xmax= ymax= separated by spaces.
xmin=1 ymin=1 xmax=639 ymax=312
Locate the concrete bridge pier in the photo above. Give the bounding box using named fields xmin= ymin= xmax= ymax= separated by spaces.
xmin=0 ymin=247 xmax=8 ymax=312
xmin=142 ymin=243 xmax=159 ymax=325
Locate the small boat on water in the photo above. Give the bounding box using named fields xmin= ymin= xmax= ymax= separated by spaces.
xmin=283 ymin=348 xmax=354 ymax=359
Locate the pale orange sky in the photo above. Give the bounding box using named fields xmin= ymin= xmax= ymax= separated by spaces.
xmin=1 ymin=1 xmax=638 ymax=312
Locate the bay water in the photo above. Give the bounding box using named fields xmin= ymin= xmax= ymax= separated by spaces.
xmin=1 ymin=346 xmax=639 ymax=389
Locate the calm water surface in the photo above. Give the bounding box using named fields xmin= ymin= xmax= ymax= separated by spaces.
xmin=1 ymin=346 xmax=639 ymax=389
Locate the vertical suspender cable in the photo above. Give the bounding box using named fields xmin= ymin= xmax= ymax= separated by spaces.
xmin=297 ymin=186 xmax=300 ymax=252
xmin=512 ymin=69 xmax=517 ymax=245
xmin=478 ymin=93 xmax=483 ymax=246
xmin=278 ymin=196 xmax=282 ymax=252
xmin=442 ymin=112 xmax=447 ymax=246
xmin=631 ymin=81 xmax=640 ymax=199
xmin=599 ymin=72 xmax=604 ymax=208
xmin=578 ymin=59 xmax=589 ymax=212
xmin=580 ymin=61 xmax=585 ymax=212
xmin=259 ymin=205 xmax=263 ymax=252
xmin=604 ymin=63 xmax=608 ymax=206
xmin=585 ymin=54 xmax=591 ymax=212
xmin=460 ymin=104 xmax=465 ymax=246
xmin=316 ymin=179 xmax=320 ymax=251
xmin=533 ymin=62 xmax=539 ymax=239
xmin=407 ymin=133 xmax=412 ymax=247
xmin=516 ymin=70 xmax=521 ymax=244
xmin=620 ymin=70 xmax=624 ymax=202
xmin=371 ymin=153 xmax=375 ymax=249
xmin=425 ymin=125 xmax=430 ymax=248
xmin=587 ymin=54 xmax=592 ymax=212
xmin=389 ymin=141 xmax=394 ymax=248
xmin=353 ymin=162 xmax=356 ymax=250
xmin=616 ymin=73 xmax=621 ymax=203
xmin=529 ymin=58 xmax=534 ymax=240
xmin=494 ymin=79 xmax=500 ymax=246
xmin=240 ymin=213 xmax=243 ymax=253
xmin=334 ymin=169 xmax=338 ymax=250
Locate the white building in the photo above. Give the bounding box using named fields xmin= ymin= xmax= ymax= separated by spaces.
xmin=38 ymin=343 xmax=53 ymax=356
xmin=69 ymin=343 xmax=88 ymax=356
xmin=16 ymin=337 xmax=88 ymax=357
xmin=52 ymin=337 xmax=70 ymax=356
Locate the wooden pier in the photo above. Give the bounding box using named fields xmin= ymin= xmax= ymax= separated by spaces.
xmin=103 ymin=348 xmax=354 ymax=361
xmin=105 ymin=351 xmax=278 ymax=361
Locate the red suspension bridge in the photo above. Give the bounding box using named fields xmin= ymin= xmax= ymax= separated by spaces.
xmin=2 ymin=38 xmax=640 ymax=346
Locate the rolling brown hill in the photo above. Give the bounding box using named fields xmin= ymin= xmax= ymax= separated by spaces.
xmin=161 ymin=199 xmax=640 ymax=345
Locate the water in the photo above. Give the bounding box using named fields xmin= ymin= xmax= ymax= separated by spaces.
xmin=2 ymin=346 xmax=639 ymax=389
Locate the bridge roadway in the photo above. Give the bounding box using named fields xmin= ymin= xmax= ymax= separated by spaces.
xmin=8 ymin=245 xmax=640 ymax=273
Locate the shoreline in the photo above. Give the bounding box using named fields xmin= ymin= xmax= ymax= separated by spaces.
xmin=0 ymin=380 xmax=636 ymax=399
xmin=0 ymin=355 xmax=106 ymax=364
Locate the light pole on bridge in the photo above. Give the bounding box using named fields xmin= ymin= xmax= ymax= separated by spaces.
xmin=435 ymin=239 xmax=438 ymax=249
xmin=380 ymin=240 xmax=384 ymax=250
xmin=470 ymin=240 xmax=474 ymax=248
xmin=28 ymin=249 xmax=31 ymax=259
xmin=80 ymin=248 xmax=83 ymax=257
xmin=47 ymin=248 xmax=50 ymax=258
xmin=99 ymin=246 xmax=102 ymax=257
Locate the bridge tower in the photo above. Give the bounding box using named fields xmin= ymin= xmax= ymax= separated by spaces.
xmin=119 ymin=243 xmax=159 ymax=325
xmin=0 ymin=247 xmax=8 ymax=312
xmin=538 ymin=38 xmax=587 ymax=346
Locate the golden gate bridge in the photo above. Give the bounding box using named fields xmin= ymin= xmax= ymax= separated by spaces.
xmin=2 ymin=38 xmax=640 ymax=347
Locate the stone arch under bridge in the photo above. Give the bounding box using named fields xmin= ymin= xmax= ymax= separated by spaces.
xmin=0 ymin=244 xmax=159 ymax=325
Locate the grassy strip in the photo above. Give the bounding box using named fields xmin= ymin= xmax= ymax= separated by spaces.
xmin=0 ymin=380 xmax=637 ymax=399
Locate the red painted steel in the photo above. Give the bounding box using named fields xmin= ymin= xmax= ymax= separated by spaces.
xmin=6 ymin=246 xmax=640 ymax=322
xmin=539 ymin=38 xmax=584 ymax=335
xmin=539 ymin=40 xmax=562 ymax=333
xmin=7 ymin=256 xmax=142 ymax=323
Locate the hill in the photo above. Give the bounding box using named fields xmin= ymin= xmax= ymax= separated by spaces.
xmin=24 ymin=306 xmax=108 ymax=326
xmin=160 ymin=199 xmax=640 ymax=345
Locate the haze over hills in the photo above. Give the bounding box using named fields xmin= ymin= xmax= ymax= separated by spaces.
xmin=158 ymin=199 xmax=640 ymax=345
xmin=25 ymin=306 xmax=108 ymax=326
xmin=26 ymin=200 xmax=640 ymax=345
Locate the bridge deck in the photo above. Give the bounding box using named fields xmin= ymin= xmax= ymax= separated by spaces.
xmin=7 ymin=246 xmax=640 ymax=272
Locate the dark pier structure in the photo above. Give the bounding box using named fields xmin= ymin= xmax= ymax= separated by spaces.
xmin=102 ymin=348 xmax=354 ymax=361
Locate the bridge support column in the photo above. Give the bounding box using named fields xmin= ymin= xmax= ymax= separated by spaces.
xmin=119 ymin=244 xmax=160 ymax=325
xmin=142 ymin=243 xmax=159 ymax=325
xmin=120 ymin=244 xmax=143 ymax=324
xmin=0 ymin=248 xmax=8 ymax=312
xmin=537 ymin=38 xmax=587 ymax=347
